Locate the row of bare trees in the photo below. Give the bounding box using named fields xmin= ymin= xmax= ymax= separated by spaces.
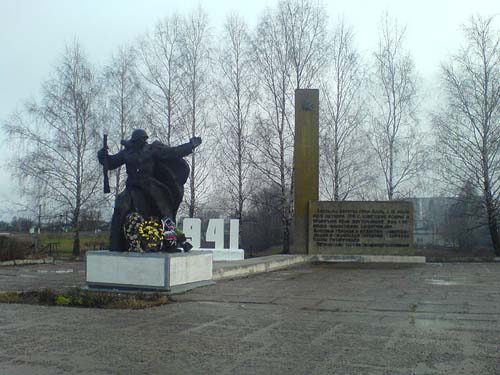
xmin=434 ymin=16 xmax=500 ymax=255
xmin=3 ymin=1 xmax=500 ymax=255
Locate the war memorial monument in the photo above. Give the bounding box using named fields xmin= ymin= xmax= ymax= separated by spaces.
xmin=291 ymin=89 xmax=414 ymax=257
xmin=85 ymin=89 xmax=416 ymax=292
xmin=6 ymin=92 xmax=500 ymax=375
xmin=87 ymin=131 xmax=214 ymax=291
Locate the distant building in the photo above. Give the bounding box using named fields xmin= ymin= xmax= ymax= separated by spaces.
xmin=406 ymin=197 xmax=456 ymax=247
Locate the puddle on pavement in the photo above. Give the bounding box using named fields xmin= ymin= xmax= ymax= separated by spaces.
xmin=410 ymin=317 xmax=453 ymax=330
xmin=426 ymin=279 xmax=459 ymax=286
xmin=36 ymin=269 xmax=74 ymax=274
xmin=425 ymin=278 xmax=466 ymax=286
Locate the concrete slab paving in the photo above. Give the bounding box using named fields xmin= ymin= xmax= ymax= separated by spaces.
xmin=0 ymin=261 xmax=85 ymax=292
xmin=0 ymin=262 xmax=499 ymax=374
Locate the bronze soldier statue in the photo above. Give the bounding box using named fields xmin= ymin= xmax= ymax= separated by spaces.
xmin=98 ymin=129 xmax=201 ymax=251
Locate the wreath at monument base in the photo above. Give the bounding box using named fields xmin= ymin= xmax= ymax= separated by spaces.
xmin=123 ymin=213 xmax=192 ymax=253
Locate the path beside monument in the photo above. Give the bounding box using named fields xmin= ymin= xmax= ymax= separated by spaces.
xmin=1 ymin=262 xmax=499 ymax=374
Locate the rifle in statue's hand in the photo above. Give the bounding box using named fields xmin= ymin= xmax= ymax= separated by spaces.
xmin=102 ymin=133 xmax=111 ymax=194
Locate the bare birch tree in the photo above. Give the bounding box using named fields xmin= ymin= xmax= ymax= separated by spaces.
xmin=3 ymin=42 xmax=102 ymax=256
xmin=319 ymin=19 xmax=372 ymax=201
xmin=280 ymin=0 xmax=330 ymax=89
xmin=434 ymin=15 xmax=500 ymax=255
xmin=368 ymin=13 xmax=426 ymax=200
xmin=214 ymin=14 xmax=256 ymax=220
xmin=251 ymin=5 xmax=294 ymax=252
xmin=178 ymin=6 xmax=213 ymax=218
xmin=251 ymin=0 xmax=328 ymax=252
xmin=138 ymin=14 xmax=182 ymax=145
xmin=103 ymin=46 xmax=143 ymax=196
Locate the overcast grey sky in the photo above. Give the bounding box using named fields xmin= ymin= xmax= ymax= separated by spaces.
xmin=0 ymin=0 xmax=498 ymax=219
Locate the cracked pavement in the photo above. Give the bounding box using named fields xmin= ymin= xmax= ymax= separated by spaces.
xmin=0 ymin=262 xmax=499 ymax=374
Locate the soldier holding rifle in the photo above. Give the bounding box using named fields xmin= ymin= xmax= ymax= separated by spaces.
xmin=98 ymin=129 xmax=201 ymax=251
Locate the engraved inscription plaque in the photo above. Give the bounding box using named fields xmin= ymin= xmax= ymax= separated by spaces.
xmin=308 ymin=201 xmax=414 ymax=255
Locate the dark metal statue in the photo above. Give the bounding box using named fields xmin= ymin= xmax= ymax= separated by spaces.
xmin=98 ymin=129 xmax=202 ymax=251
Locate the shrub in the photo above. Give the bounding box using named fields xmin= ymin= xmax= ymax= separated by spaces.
xmin=0 ymin=235 xmax=32 ymax=261
xmin=0 ymin=288 xmax=171 ymax=309
xmin=55 ymin=295 xmax=71 ymax=306
xmin=37 ymin=289 xmax=57 ymax=305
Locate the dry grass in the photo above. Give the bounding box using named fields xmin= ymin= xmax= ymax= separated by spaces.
xmin=0 ymin=292 xmax=22 ymax=303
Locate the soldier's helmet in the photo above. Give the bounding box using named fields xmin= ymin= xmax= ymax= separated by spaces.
xmin=130 ymin=129 xmax=148 ymax=141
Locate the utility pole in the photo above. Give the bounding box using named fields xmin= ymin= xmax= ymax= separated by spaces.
xmin=34 ymin=204 xmax=41 ymax=253
xmin=38 ymin=204 xmax=41 ymax=234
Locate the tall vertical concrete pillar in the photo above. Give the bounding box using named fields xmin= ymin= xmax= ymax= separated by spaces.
xmin=291 ymin=89 xmax=319 ymax=254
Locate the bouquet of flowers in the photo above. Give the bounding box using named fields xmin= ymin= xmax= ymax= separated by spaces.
xmin=161 ymin=217 xmax=177 ymax=251
xmin=138 ymin=219 xmax=163 ymax=252
xmin=161 ymin=217 xmax=192 ymax=252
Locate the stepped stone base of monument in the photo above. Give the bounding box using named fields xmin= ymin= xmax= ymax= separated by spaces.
xmin=192 ymin=248 xmax=245 ymax=261
xmin=86 ymin=251 xmax=213 ymax=292
xmin=314 ymin=254 xmax=425 ymax=263
xmin=310 ymin=248 xmax=417 ymax=256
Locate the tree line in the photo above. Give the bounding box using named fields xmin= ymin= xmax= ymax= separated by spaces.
xmin=3 ymin=1 xmax=500 ymax=256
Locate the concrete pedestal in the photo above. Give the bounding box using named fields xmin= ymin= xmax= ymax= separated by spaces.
xmin=86 ymin=251 xmax=213 ymax=291
xmin=192 ymin=248 xmax=245 ymax=261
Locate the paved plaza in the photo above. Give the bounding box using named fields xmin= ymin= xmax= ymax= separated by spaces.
xmin=0 ymin=262 xmax=499 ymax=374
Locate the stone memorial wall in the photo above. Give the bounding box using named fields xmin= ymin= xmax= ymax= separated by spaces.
xmin=308 ymin=201 xmax=414 ymax=255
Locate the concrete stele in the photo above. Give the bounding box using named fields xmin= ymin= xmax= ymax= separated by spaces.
xmin=291 ymin=89 xmax=319 ymax=254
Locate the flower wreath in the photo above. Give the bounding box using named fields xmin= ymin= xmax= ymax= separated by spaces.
xmin=123 ymin=212 xmax=191 ymax=253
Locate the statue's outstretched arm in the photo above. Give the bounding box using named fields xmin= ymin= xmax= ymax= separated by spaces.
xmin=154 ymin=137 xmax=202 ymax=161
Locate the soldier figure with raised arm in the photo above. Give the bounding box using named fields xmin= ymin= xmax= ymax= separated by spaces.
xmin=97 ymin=129 xmax=201 ymax=251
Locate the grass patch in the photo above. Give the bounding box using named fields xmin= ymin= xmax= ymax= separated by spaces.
xmin=40 ymin=232 xmax=109 ymax=253
xmin=1 ymin=232 xmax=110 ymax=260
xmin=0 ymin=288 xmax=171 ymax=309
